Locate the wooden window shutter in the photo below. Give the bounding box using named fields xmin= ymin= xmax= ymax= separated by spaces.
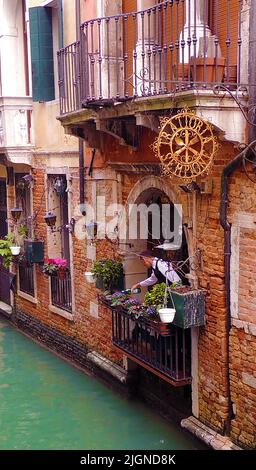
xmin=29 ymin=7 xmax=55 ymax=102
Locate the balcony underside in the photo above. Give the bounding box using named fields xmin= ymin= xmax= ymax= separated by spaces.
xmin=58 ymin=89 xmax=247 ymax=148
xmin=114 ymin=341 xmax=191 ymax=387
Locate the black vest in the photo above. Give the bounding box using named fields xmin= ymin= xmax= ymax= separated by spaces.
xmin=152 ymin=259 xmax=166 ymax=284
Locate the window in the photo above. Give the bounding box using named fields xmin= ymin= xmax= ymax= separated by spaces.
xmin=29 ymin=0 xmax=63 ymax=101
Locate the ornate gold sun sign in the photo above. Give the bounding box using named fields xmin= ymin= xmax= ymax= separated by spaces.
xmin=152 ymin=108 xmax=219 ymax=183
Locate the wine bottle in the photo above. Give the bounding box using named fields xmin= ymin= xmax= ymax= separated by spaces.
xmin=122 ymin=287 xmax=141 ymax=294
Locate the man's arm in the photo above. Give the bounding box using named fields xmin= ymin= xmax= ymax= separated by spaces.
xmin=132 ymin=271 xmax=158 ymax=289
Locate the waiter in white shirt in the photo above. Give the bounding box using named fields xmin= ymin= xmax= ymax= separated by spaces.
xmin=132 ymin=249 xmax=181 ymax=290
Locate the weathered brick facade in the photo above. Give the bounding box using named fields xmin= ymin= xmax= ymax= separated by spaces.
xmin=0 ymin=0 xmax=254 ymax=450
xmin=8 ymin=125 xmax=255 ymax=449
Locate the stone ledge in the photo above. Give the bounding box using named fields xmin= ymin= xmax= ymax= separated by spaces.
xmin=181 ymin=416 xmax=242 ymax=450
xmin=86 ymin=351 xmax=128 ymax=384
xmin=232 ymin=318 xmax=256 ymax=336
xmin=0 ymin=301 xmax=12 ymax=317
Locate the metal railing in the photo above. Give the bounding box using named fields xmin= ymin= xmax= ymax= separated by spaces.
xmin=111 ymin=305 xmax=191 ymax=386
xmin=50 ymin=273 xmax=72 ymax=313
xmin=19 ymin=265 xmax=35 ymax=297
xmin=58 ymin=0 xmax=244 ymax=115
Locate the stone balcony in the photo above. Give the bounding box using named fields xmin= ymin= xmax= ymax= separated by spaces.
xmin=0 ymin=96 xmax=34 ymax=165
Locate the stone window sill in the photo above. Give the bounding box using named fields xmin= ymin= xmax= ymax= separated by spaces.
xmin=17 ymin=290 xmax=38 ymax=305
xmin=49 ymin=304 xmax=74 ymax=321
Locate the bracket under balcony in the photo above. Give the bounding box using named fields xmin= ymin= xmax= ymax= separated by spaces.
xmin=94 ymin=118 xmax=138 ymax=151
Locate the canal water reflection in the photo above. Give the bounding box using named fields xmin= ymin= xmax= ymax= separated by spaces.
xmin=0 ymin=319 xmax=205 ymax=450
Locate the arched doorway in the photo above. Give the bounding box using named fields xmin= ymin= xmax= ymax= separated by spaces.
xmin=122 ymin=179 xmax=189 ymax=293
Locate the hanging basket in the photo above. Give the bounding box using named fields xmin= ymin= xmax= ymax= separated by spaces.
xmin=10 ymin=246 xmax=21 ymax=256
xmin=158 ymin=307 xmax=176 ymax=323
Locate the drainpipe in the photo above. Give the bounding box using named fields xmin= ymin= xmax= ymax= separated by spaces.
xmin=219 ymin=0 xmax=256 ymax=435
xmin=248 ymin=0 xmax=256 ymax=143
xmin=75 ymin=0 xmax=85 ymax=214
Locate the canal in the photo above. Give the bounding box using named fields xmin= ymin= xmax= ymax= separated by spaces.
xmin=0 ymin=318 xmax=205 ymax=450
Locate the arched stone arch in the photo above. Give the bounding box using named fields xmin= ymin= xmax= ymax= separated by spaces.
xmin=125 ymin=175 xmax=180 ymax=208
xmin=118 ymin=175 xmax=182 ymax=244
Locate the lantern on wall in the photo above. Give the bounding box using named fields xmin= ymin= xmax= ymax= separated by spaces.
xmin=44 ymin=211 xmax=57 ymax=228
xmin=10 ymin=207 xmax=23 ymax=222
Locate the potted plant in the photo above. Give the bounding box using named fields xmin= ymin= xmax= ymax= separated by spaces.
xmin=42 ymin=258 xmax=69 ymax=279
xmin=144 ymin=282 xmax=177 ymax=323
xmin=91 ymin=259 xmax=124 ymax=292
xmin=5 ymin=232 xmax=21 ymax=256
xmin=84 ymin=271 xmax=95 ymax=284
xmin=191 ymin=56 xmax=226 ymax=83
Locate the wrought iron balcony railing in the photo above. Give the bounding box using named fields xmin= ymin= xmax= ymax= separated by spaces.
xmin=58 ymin=0 xmax=244 ymax=115
xmin=50 ymin=273 xmax=72 ymax=313
xmin=100 ymin=297 xmax=191 ymax=386
xmin=19 ymin=264 xmax=35 ymax=297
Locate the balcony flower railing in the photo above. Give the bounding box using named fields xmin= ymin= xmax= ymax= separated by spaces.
xmin=18 ymin=264 xmax=35 ymax=297
xmin=58 ymin=0 xmax=244 ymax=115
xmin=100 ymin=294 xmax=191 ymax=386
xmin=50 ymin=272 xmax=72 ymax=313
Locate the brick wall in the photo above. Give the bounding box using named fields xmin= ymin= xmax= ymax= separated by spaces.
xmin=227 ymin=167 xmax=256 ymax=448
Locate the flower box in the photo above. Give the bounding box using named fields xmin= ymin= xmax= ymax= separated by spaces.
xmin=42 ymin=258 xmax=69 ymax=277
xmin=191 ymin=57 xmax=225 ymax=83
xmin=145 ymin=318 xmax=172 ymax=336
xmin=169 ymin=287 xmax=206 ymax=329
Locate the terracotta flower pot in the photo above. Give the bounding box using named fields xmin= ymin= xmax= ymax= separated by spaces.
xmin=57 ymin=270 xmax=67 ymax=280
xmin=172 ymin=63 xmax=189 ymax=82
xmin=191 ymin=57 xmax=225 ymax=83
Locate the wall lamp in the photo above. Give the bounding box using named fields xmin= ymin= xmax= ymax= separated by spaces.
xmin=44 ymin=212 xmax=76 ymax=234
xmin=10 ymin=207 xmax=23 ymax=222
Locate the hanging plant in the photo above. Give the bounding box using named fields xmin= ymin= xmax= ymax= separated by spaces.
xmin=0 ymin=239 xmax=13 ymax=268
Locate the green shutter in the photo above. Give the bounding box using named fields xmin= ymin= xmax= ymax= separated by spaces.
xmin=29 ymin=7 xmax=55 ymax=102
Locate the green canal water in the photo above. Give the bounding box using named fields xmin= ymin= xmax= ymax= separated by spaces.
xmin=0 ymin=318 xmax=204 ymax=450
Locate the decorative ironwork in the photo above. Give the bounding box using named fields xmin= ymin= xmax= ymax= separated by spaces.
xmin=58 ymin=1 xmax=245 ymax=115
xmin=19 ymin=264 xmax=35 ymax=297
xmin=51 ymin=273 xmax=72 ymax=313
xmin=152 ymin=108 xmax=219 ymax=183
xmin=109 ymin=303 xmax=191 ymax=386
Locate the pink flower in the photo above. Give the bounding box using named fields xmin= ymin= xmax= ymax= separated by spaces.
xmin=48 ymin=258 xmax=67 ymax=267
